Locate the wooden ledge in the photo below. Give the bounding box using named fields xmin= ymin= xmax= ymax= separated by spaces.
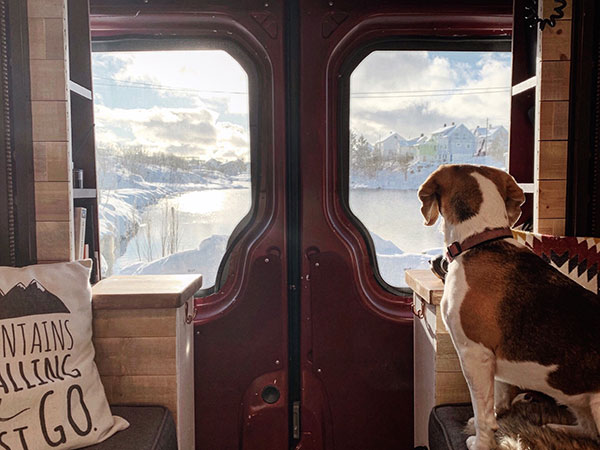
xmin=92 ymin=275 xmax=203 ymax=309
xmin=405 ymin=269 xmax=444 ymax=305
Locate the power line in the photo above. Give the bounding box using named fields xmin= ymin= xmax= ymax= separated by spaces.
xmin=93 ymin=75 xmax=509 ymax=99
xmin=352 ymin=86 xmax=509 ymax=95
xmin=351 ymin=89 xmax=509 ymax=99
xmin=93 ymin=76 xmax=249 ymax=95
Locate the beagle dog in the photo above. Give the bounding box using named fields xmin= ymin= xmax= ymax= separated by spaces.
xmin=418 ymin=164 xmax=600 ymax=450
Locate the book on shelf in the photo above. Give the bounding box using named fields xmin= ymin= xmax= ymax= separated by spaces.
xmin=74 ymin=207 xmax=87 ymax=260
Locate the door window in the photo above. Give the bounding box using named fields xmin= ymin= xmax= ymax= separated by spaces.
xmin=348 ymin=50 xmax=511 ymax=287
xmin=92 ymin=49 xmax=251 ymax=288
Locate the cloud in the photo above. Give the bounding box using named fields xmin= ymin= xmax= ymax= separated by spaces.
xmin=96 ymin=50 xmax=249 ymax=115
xmin=94 ymin=104 xmax=250 ymax=161
xmin=350 ymin=51 xmax=511 ymax=142
xmin=92 ymin=50 xmax=251 ymax=161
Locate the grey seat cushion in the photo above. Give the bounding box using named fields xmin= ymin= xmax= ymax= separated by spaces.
xmin=83 ymin=406 xmax=177 ymax=450
xmin=428 ymin=403 xmax=473 ymax=450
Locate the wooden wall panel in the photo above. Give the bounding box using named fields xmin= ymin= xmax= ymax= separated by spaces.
xmin=36 ymin=221 xmax=70 ymax=260
xmin=33 ymin=142 xmax=70 ymax=181
xmin=539 ymin=101 xmax=569 ymax=140
xmin=93 ymin=308 xmax=177 ymax=338
xmin=28 ymin=0 xmax=73 ymax=261
xmin=538 ymin=179 xmax=567 ymax=218
xmin=538 ymin=141 xmax=568 ymax=179
xmin=34 ymin=181 xmax=70 ymax=220
xmin=534 ymin=0 xmax=574 ymax=235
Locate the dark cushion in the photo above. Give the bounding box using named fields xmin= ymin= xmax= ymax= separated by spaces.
xmin=428 ymin=403 xmax=473 ymax=450
xmin=83 ymin=406 xmax=177 ymax=450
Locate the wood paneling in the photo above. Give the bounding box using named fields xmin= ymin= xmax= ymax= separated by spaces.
xmin=410 ymin=270 xmax=470 ymax=447
xmin=539 ymin=101 xmax=569 ymax=140
xmin=542 ymin=0 xmax=572 ymax=20
xmin=538 ymin=140 xmax=568 ymax=179
xmin=36 ymin=221 xmax=71 ymax=260
xmin=34 ymin=181 xmax=70 ymax=221
xmin=540 ymin=20 xmax=571 ymax=61
xmin=94 ymin=337 xmax=177 ymax=376
xmin=43 ymin=18 xmax=66 ymax=60
xmin=93 ymin=308 xmax=177 ymax=338
xmin=92 ymin=275 xmax=203 ymax=309
xmin=27 ymin=0 xmax=65 ymax=19
xmin=405 ymin=269 xmax=444 ymax=305
xmin=537 ymin=218 xmax=567 ymax=235
xmin=435 ymin=372 xmax=470 ymax=404
xmin=538 ymin=180 xmax=567 ymax=218
xmin=33 ymin=141 xmax=69 ymax=181
xmin=31 ymin=101 xmax=69 ymax=141
xmin=30 ymin=59 xmax=68 ymax=100
xmin=539 ymin=61 xmax=571 ymax=101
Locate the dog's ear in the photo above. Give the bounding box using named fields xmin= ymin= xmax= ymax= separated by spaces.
xmin=504 ymin=173 xmax=525 ymax=226
xmin=418 ymin=175 xmax=440 ymax=226
xmin=483 ymin=167 xmax=525 ymax=226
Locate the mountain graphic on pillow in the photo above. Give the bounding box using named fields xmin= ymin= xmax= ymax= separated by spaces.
xmin=0 ymin=280 xmax=70 ymax=320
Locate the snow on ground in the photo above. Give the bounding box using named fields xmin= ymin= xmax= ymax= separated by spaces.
xmin=98 ymin=153 xmax=451 ymax=287
xmin=97 ymin=154 xmax=250 ymax=276
xmin=350 ymin=156 xmax=503 ymax=190
xmin=119 ymin=235 xmax=227 ymax=287
xmin=118 ymin=232 xmax=440 ymax=289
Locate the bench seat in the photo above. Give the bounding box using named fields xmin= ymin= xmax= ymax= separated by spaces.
xmin=83 ymin=406 xmax=177 ymax=450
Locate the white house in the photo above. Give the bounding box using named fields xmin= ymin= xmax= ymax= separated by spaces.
xmin=374 ymin=132 xmax=408 ymax=159
xmin=430 ymin=123 xmax=476 ymax=163
xmin=472 ymin=125 xmax=509 ymax=163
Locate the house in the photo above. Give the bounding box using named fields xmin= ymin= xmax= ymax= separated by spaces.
xmin=472 ymin=125 xmax=509 ymax=163
xmin=430 ymin=123 xmax=476 ymax=163
xmin=374 ymin=132 xmax=408 ymax=159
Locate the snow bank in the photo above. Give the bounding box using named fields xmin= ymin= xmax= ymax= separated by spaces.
xmin=350 ymin=156 xmax=503 ymax=190
xmin=119 ymin=232 xmax=439 ymax=289
xmin=119 ymin=235 xmax=228 ymax=287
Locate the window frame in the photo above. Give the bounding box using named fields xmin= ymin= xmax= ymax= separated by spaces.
xmin=91 ymin=37 xmax=261 ymax=295
xmin=338 ymin=37 xmax=512 ymax=294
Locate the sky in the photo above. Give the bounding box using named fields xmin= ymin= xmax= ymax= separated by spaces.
xmin=92 ymin=50 xmax=251 ymax=162
xmin=350 ymin=50 xmax=512 ymax=143
xmin=92 ymin=49 xmax=511 ymax=160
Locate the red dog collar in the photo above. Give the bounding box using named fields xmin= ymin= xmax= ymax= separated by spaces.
xmin=446 ymin=227 xmax=513 ymax=262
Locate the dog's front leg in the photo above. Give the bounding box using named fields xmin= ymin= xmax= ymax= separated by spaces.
xmin=457 ymin=343 xmax=498 ymax=450
xmin=494 ymin=380 xmax=518 ymax=416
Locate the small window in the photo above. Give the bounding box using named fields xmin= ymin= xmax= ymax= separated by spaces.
xmin=348 ymin=49 xmax=511 ymax=288
xmin=92 ymin=49 xmax=251 ymax=288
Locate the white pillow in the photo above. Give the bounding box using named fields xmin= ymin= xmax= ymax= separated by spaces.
xmin=0 ymin=260 xmax=128 ymax=449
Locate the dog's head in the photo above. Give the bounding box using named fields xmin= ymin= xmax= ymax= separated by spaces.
xmin=417 ymin=165 xmax=525 ymax=227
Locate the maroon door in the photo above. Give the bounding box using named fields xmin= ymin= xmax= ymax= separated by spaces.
xmin=90 ymin=2 xmax=512 ymax=449
xmin=295 ymin=2 xmax=511 ymax=449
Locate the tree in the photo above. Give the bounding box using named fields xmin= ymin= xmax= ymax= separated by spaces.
xmin=350 ymin=130 xmax=372 ymax=176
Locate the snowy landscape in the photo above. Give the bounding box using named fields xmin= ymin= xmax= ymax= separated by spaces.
xmin=93 ymin=48 xmax=511 ymax=289
xmin=97 ymin=122 xmax=506 ymax=288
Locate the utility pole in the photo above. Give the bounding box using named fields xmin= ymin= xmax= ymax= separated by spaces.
xmin=485 ymin=117 xmax=489 ymax=155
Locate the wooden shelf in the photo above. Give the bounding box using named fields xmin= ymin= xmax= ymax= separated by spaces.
xmin=69 ymin=80 xmax=92 ymax=100
xmin=512 ymin=76 xmax=537 ymax=96
xmin=73 ymin=188 xmax=96 ymax=199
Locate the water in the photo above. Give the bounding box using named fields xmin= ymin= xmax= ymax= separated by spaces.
xmin=114 ymin=188 xmax=252 ymax=273
xmin=349 ymin=189 xmax=443 ymax=253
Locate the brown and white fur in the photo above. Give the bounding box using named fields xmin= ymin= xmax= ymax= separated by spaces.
xmin=418 ymin=164 xmax=600 ymax=450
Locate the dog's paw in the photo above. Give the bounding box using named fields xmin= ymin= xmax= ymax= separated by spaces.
xmin=466 ymin=434 xmax=497 ymax=450
xmin=464 ymin=417 xmax=475 ymax=434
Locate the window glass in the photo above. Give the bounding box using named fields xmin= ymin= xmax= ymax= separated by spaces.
xmin=349 ymin=50 xmax=511 ymax=287
xmin=92 ymin=50 xmax=251 ymax=287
